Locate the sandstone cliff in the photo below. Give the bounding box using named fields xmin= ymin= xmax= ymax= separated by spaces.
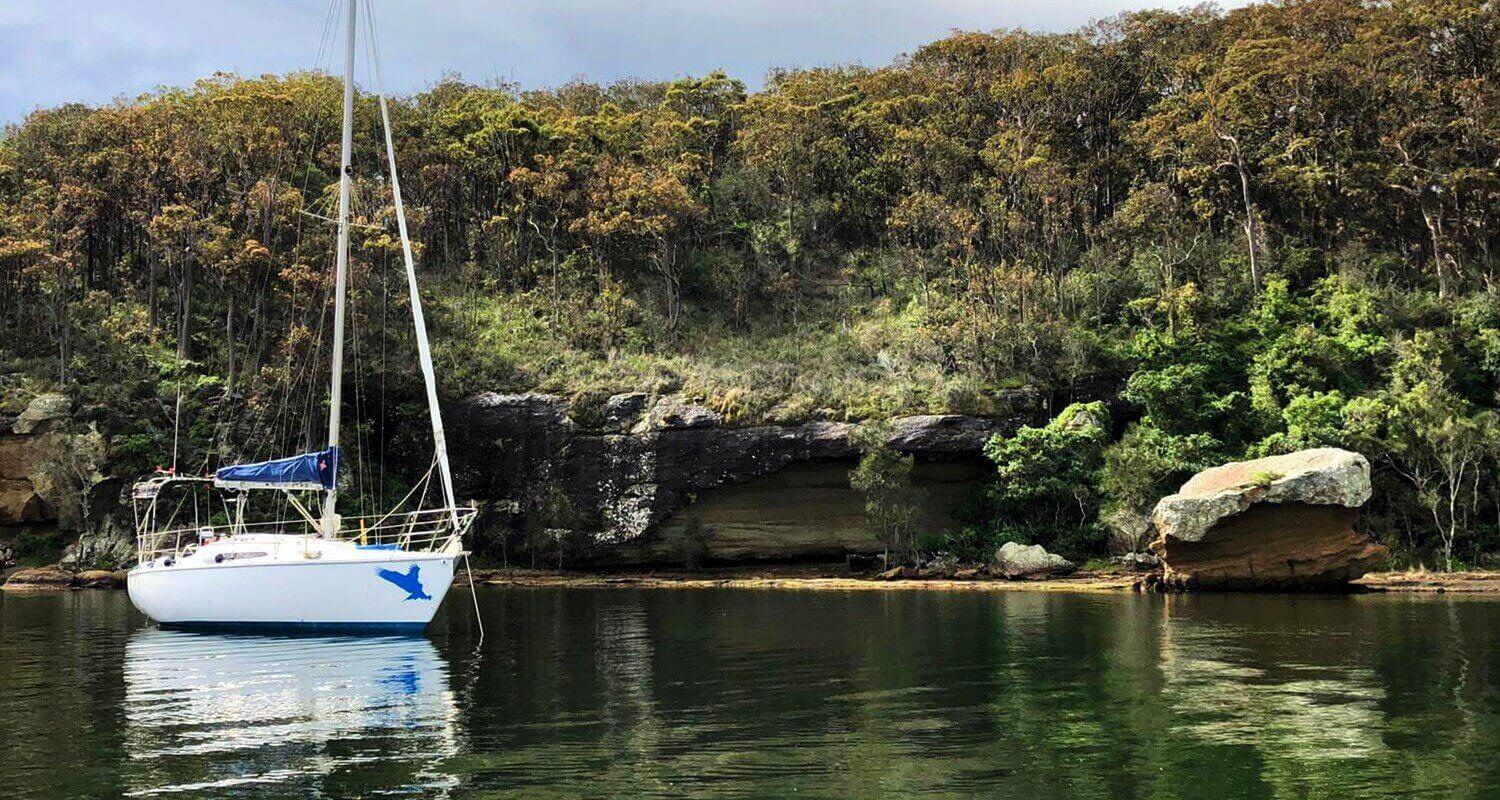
xmin=447 ymin=392 xmax=1033 ymax=562
xmin=0 ymin=394 xmax=130 ymax=569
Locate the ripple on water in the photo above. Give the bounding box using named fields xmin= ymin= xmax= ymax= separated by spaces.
xmin=3 ymin=586 xmax=1499 ymax=800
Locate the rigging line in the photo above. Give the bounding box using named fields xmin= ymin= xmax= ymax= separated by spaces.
xmin=358 ymin=9 xmax=390 ymax=517
xmin=363 ymin=453 xmax=437 ymax=531
xmin=242 ymin=1 xmax=340 ymax=472
xmin=295 ymin=7 xmax=354 ymax=467
xmin=297 ymin=0 xmax=342 ymax=223
xmin=271 ymin=246 xmax=335 ymax=462
xmin=314 ymin=0 xmax=339 ymax=74
xmin=297 ymin=207 xmax=387 ymax=232
xmin=464 ymin=552 xmax=485 ymax=645
xmin=348 ymin=244 xmax=379 ymax=519
xmin=349 ymin=263 xmax=364 ymax=517
xmin=378 ymin=235 xmax=389 ymax=510
xmin=365 ymin=0 xmax=462 ymax=526
xmin=279 ymin=0 xmax=343 ymax=428
xmin=171 ymin=379 xmax=183 ymax=473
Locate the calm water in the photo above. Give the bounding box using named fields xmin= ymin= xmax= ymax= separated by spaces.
xmin=1 ymin=587 xmax=1498 ymax=799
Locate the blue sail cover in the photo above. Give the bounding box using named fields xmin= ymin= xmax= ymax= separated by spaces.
xmin=215 ymin=447 xmax=339 ymax=490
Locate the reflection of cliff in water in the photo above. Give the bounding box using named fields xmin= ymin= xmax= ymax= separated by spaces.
xmin=1160 ymin=603 xmax=1386 ymax=759
xmin=1155 ymin=594 xmax=1405 ymax=800
xmin=122 ymin=630 xmax=458 ymax=797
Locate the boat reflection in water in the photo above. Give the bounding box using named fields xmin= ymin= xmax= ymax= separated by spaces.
xmin=122 ymin=629 xmax=459 ymax=797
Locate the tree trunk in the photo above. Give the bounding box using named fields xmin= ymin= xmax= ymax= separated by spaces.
xmin=225 ymin=293 xmax=237 ymax=398
xmin=147 ymin=248 xmax=159 ymax=335
xmin=177 ymin=252 xmax=193 ymax=361
xmin=1423 ymin=204 xmax=1448 ymax=298
xmin=1235 ymin=155 xmax=1260 ymax=292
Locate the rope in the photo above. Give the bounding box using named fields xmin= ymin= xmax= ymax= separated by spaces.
xmin=363 ymin=451 xmax=437 ymax=531
xmin=463 ymin=551 xmax=485 ymax=644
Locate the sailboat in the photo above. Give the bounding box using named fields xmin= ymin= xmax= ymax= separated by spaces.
xmin=127 ymin=0 xmax=476 ymax=632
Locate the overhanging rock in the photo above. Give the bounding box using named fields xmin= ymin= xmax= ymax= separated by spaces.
xmin=1150 ymin=448 xmax=1388 ymax=589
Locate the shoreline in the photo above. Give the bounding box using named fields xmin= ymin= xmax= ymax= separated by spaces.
xmin=464 ymin=565 xmax=1500 ymax=595
xmin=5 ymin=563 xmax=1500 ymax=595
xmin=467 ymin=566 xmax=1144 ymax=593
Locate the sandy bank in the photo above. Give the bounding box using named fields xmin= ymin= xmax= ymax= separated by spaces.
xmin=468 ymin=565 xmax=1142 ymax=593
xmin=1353 ymin=570 xmax=1500 ymax=594
xmin=467 ymin=565 xmax=1500 ymax=595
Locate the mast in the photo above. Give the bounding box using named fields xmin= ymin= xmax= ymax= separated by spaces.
xmin=365 ymin=0 xmax=460 ymax=527
xmin=323 ymin=0 xmax=357 ymax=534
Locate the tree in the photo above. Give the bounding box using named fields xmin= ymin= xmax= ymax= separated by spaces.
xmin=1348 ymin=332 xmax=1498 ymax=570
xmin=1110 ymin=183 xmax=1203 ymax=336
xmin=850 ymin=422 xmax=925 ymax=565
xmin=1100 ymin=422 xmax=1219 ymax=550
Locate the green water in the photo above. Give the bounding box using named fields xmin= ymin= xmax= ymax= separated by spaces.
xmin=1 ymin=587 xmax=1497 ymax=799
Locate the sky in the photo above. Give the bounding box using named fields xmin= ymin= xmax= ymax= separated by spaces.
xmin=0 ymin=0 xmax=1238 ymax=124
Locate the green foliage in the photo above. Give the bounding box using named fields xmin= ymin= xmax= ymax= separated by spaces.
xmin=1124 ymin=363 xmax=1247 ymax=437
xmin=850 ymin=423 xmax=926 ymax=564
xmin=1249 ymin=471 xmax=1283 ymax=489
xmin=1100 ymin=423 xmax=1220 ymax=523
xmin=9 ymin=528 xmax=67 ymax=567
xmin=982 ymin=402 xmax=1110 ymax=559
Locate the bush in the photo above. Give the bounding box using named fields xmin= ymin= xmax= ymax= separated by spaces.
xmin=1100 ymin=423 xmax=1220 ymax=524
xmin=981 ymin=402 xmax=1110 ymax=560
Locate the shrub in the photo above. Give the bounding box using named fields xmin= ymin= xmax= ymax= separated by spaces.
xmin=668 ymin=517 xmax=712 ymax=570
xmin=981 ymin=402 xmax=1110 ymax=560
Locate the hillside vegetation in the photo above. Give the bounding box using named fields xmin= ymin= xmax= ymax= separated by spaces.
xmin=1 ymin=0 xmax=1496 ymax=567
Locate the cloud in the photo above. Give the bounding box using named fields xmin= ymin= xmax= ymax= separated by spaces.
xmin=0 ymin=0 xmax=1243 ymax=123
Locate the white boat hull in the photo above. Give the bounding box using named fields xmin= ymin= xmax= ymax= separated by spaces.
xmin=128 ymin=551 xmax=457 ymax=632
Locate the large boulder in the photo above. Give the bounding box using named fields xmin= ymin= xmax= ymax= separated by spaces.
xmin=75 ymin=569 xmax=127 ymax=589
xmin=994 ymin=541 xmax=1076 ymax=579
xmin=3 ymin=565 xmax=76 ymax=589
xmin=11 ymin=393 xmax=70 ymax=435
xmin=1150 ymin=448 xmax=1388 ymax=589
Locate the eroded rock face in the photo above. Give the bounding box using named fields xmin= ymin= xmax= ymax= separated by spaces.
xmin=448 ymin=393 xmax=1032 ymax=559
xmin=0 ymin=435 xmax=54 ymax=525
xmin=622 ymin=460 xmax=988 ymax=562
xmin=3 ymin=565 xmax=75 ymax=588
xmin=0 ymin=394 xmax=75 ymax=525
xmin=994 ymin=541 xmax=1076 ymax=579
xmin=885 ymin=415 xmax=1005 ymax=453
xmin=631 ymin=395 xmax=722 ymax=433
xmin=1151 ymin=448 xmax=1388 ymax=589
xmin=0 ymin=394 xmax=133 ymax=568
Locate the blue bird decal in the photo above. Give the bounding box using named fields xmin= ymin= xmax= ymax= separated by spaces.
xmin=377 ymin=564 xmax=432 ymax=601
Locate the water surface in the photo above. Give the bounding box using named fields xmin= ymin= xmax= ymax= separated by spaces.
xmin=1 ymin=587 xmax=1496 ymax=798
